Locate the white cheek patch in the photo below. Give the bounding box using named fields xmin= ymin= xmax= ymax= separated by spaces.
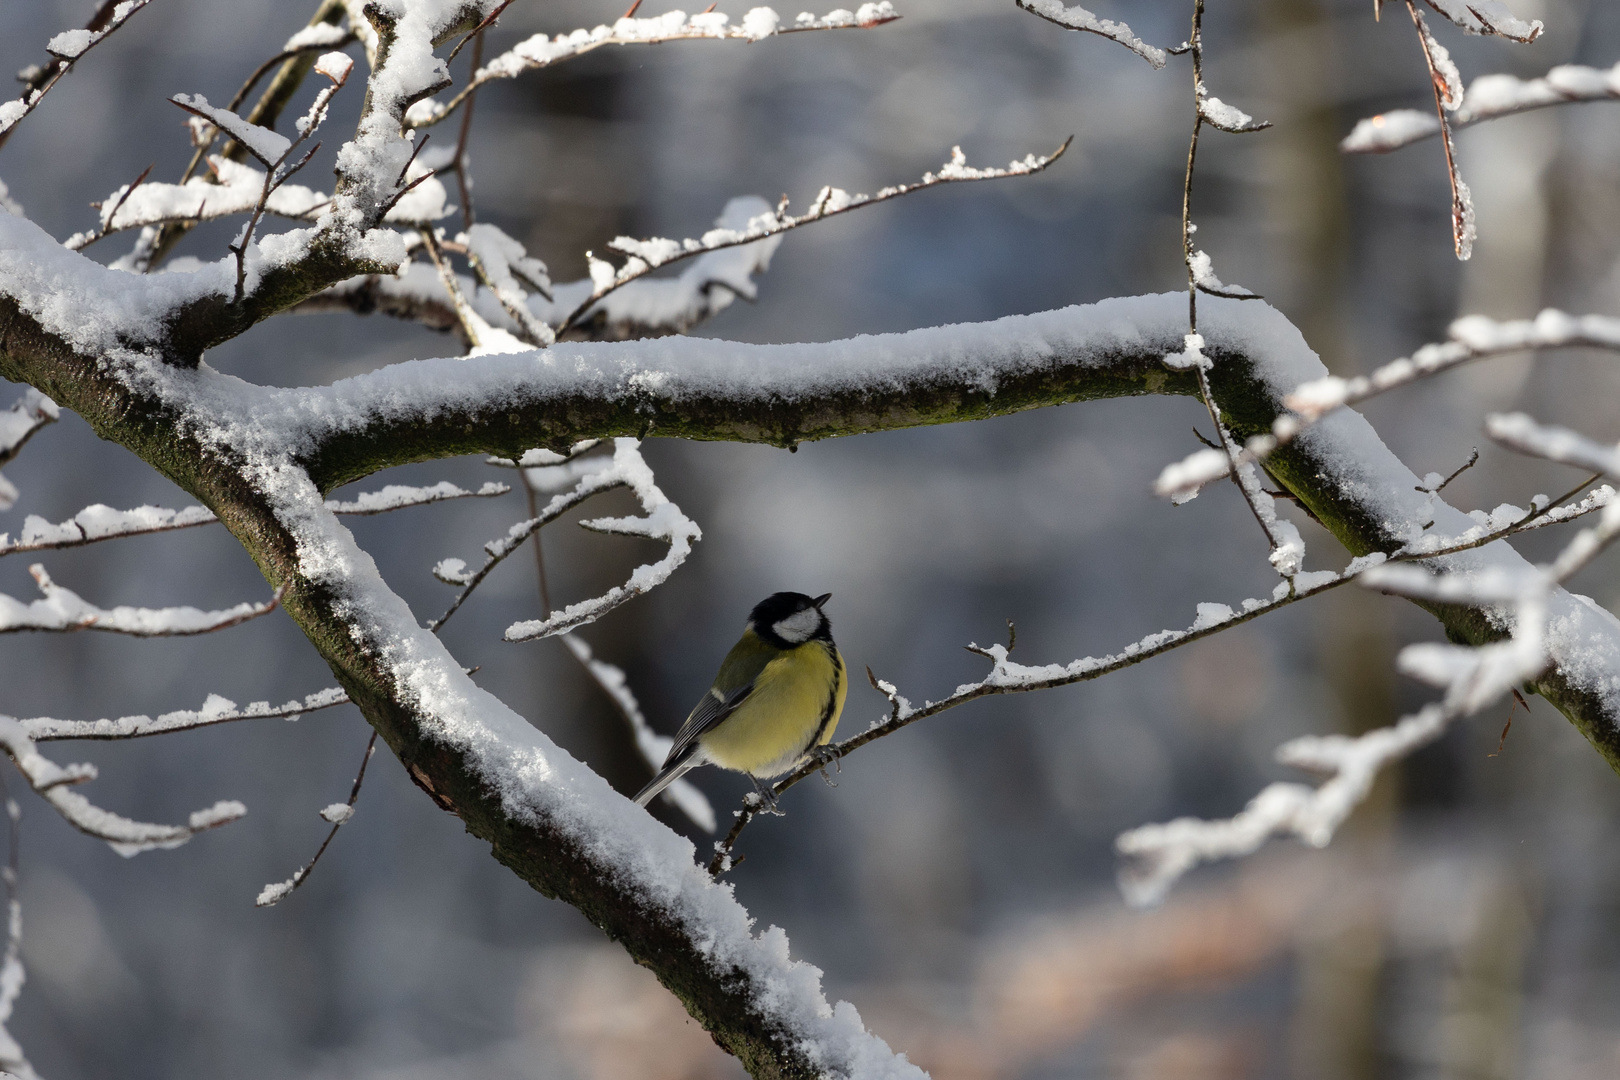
xmin=772 ymin=607 xmax=821 ymax=644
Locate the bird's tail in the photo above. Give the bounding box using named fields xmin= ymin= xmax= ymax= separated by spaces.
xmin=634 ymin=755 xmax=699 ymax=807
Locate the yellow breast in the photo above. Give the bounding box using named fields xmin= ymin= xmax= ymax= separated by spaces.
xmin=699 ymin=642 xmax=846 ymax=778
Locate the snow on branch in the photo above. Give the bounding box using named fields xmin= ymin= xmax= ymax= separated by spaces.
xmin=0 ymin=564 xmax=281 ymax=636
xmin=1343 ymin=60 xmax=1620 ymax=153
xmin=0 ymin=0 xmax=153 ymax=145
xmin=405 ymin=3 xmax=901 ymax=128
xmin=324 ymin=479 xmax=508 ymax=514
xmin=1116 ymin=705 xmax=1450 ymax=906
xmin=21 ymin=686 xmax=350 ymax=742
xmin=1420 ymin=0 xmax=1542 ymax=42
xmin=0 ymin=482 xmax=503 ymax=556
xmin=461 ymin=223 xmax=554 ymax=345
xmin=558 ymin=142 xmax=1070 ymax=335
xmin=1014 ymin=0 xmax=1166 ymax=69
xmin=504 ymin=440 xmax=700 ymax=641
xmin=430 ymin=449 xmax=631 ymax=630
xmin=561 ymin=635 xmax=715 ymax=831
xmin=0 ymin=717 xmax=245 ymax=856
xmin=1284 ymin=310 xmax=1620 ymax=425
xmin=0 ymin=389 xmax=58 ymax=513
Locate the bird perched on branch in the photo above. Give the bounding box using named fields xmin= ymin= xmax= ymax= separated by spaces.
xmin=636 ymin=592 xmax=846 ymax=812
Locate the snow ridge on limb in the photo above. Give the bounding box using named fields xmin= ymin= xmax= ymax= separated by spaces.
xmin=559 ymin=142 xmax=1070 ymax=335
xmin=22 ymin=686 xmax=350 ymax=742
xmin=405 ymin=3 xmax=902 ymax=128
xmin=1343 ymin=60 xmax=1620 ymax=153
xmin=0 ymin=716 xmax=245 ymax=857
xmin=505 ymin=439 xmax=700 ymax=640
xmin=0 ymin=565 xmax=281 ymax=636
xmin=0 ymin=482 xmax=504 ymax=556
xmin=1014 ymin=0 xmax=1167 ymax=68
xmin=561 ymin=635 xmax=716 ymax=831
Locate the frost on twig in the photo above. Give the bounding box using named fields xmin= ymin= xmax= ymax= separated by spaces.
xmin=0 ymin=717 xmax=245 ymax=857
xmin=0 ymin=0 xmax=153 ymax=143
xmin=0 ymin=565 xmax=281 ymax=636
xmin=0 ymin=389 xmax=57 ymax=513
xmin=1342 ymin=61 xmax=1620 ymax=153
xmin=560 ymin=635 xmax=715 ymax=831
xmin=1014 ymin=0 xmax=1166 ymax=68
xmin=22 ymin=686 xmax=350 ymax=742
xmin=324 ymin=479 xmax=508 ymax=515
xmin=559 ymin=141 xmax=1071 ymax=334
xmin=505 ymin=440 xmax=701 ymax=641
xmin=405 ymin=3 xmax=901 ymax=128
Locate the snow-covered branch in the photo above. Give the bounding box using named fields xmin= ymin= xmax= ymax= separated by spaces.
xmin=0 ymin=482 xmax=504 ymax=556
xmin=0 ymin=0 xmax=153 ymax=147
xmin=0 ymin=717 xmax=245 ymax=856
xmin=21 ymin=686 xmax=349 ymax=742
xmin=1419 ymin=0 xmax=1542 ymax=42
xmin=1285 ymin=310 xmax=1620 ymax=424
xmin=406 ymin=3 xmax=901 ymax=129
xmin=504 ymin=439 xmax=699 ymax=640
xmin=0 ymin=565 xmax=281 ymax=636
xmin=429 ymin=447 xmax=633 ymax=630
xmin=1342 ymin=60 xmax=1620 ymax=153
xmin=1013 ymin=0 xmax=1166 ymax=68
xmin=557 ymin=141 xmax=1071 ymax=335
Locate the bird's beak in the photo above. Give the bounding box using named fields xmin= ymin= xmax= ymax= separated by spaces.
xmin=813 ymin=593 xmax=831 ymax=609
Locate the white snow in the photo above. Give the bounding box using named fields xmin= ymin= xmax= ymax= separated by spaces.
xmin=1423 ymin=0 xmax=1542 ymax=41
xmin=283 ymin=22 xmax=352 ymax=52
xmin=21 ymin=686 xmax=350 ymax=741
xmin=410 ymin=5 xmax=899 ymax=128
xmin=171 ymin=94 xmax=292 ymax=166
xmin=319 ymin=802 xmax=354 ymax=824
xmin=504 ymin=440 xmax=701 ymax=640
xmin=0 ymin=564 xmax=279 ymax=636
xmin=1014 ymin=0 xmax=1167 ymax=69
xmin=0 ymin=716 xmax=245 ymax=857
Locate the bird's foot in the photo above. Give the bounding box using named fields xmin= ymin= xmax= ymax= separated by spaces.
xmin=807 ymin=743 xmax=843 ymax=787
xmin=747 ymin=777 xmax=785 ymax=816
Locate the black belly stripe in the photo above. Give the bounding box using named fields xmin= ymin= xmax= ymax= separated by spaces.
xmin=802 ymin=643 xmax=843 ymax=754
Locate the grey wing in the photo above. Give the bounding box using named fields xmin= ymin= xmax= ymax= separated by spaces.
xmin=662 ymin=682 xmax=755 ymax=767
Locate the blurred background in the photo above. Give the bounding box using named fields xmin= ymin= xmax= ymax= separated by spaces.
xmin=3 ymin=0 xmax=1620 ymax=1077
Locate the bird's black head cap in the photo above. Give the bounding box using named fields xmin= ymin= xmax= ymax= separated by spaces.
xmin=748 ymin=591 xmax=833 ymax=648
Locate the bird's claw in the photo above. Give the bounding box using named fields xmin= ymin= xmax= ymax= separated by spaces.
xmin=747 ymin=778 xmax=784 ymax=816
xmin=807 ymin=743 xmax=843 ymax=786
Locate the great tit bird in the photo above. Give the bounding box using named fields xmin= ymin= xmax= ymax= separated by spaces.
xmin=635 ymin=591 xmax=847 ymax=811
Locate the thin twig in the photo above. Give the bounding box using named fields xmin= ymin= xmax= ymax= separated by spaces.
xmin=557 ymin=139 xmax=1072 ymax=335
xmin=453 ymin=32 xmax=484 ymax=232
xmin=254 ymin=731 xmax=377 ymax=907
